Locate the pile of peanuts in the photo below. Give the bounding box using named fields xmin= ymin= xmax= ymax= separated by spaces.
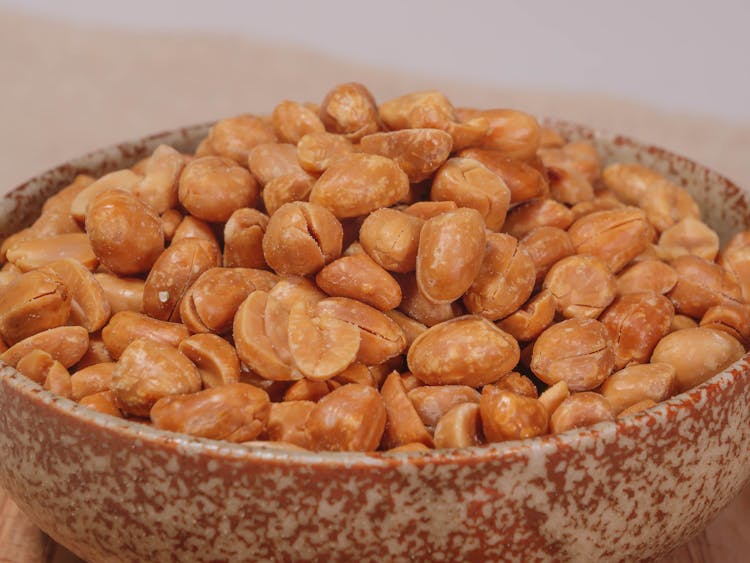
xmin=1 ymin=83 xmax=749 ymax=452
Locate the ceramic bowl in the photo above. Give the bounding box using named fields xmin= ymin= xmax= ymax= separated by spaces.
xmin=1 ymin=122 xmax=749 ymax=563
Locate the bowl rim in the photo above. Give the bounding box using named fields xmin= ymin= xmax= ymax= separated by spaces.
xmin=1 ymin=118 xmax=749 ymax=468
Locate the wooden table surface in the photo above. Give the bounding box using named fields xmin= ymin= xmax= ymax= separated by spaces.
xmin=1 ymin=484 xmax=748 ymax=562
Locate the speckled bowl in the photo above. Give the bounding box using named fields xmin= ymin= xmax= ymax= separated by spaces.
xmin=1 ymin=122 xmax=749 ymax=563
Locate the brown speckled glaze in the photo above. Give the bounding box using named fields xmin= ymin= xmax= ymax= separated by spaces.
xmin=1 ymin=122 xmax=749 ymax=563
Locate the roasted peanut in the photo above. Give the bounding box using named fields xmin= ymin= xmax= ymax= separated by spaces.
xmin=266 ymin=400 xmax=314 ymax=448
xmin=75 ymin=332 xmax=113 ymax=369
xmin=667 ymin=255 xmax=742 ymax=318
xmin=296 ymin=131 xmax=355 ymax=174
xmin=460 ymin=108 xmax=540 ymax=161
xmin=160 ymin=209 xmax=183 ymax=241
xmin=78 ymin=390 xmax=122 ymax=417
xmin=172 ymin=216 xmax=220 ymax=253
xmin=601 ymin=163 xmax=663 ymax=206
xmin=519 ymin=227 xmax=575 ymax=285
xmin=36 ymin=174 xmax=93 ymax=234
xmin=178 ymin=156 xmax=258 ymax=222
xmin=384 ymin=309 xmax=427 ymax=348
xmin=206 ymin=114 xmax=277 ymax=165
xmin=151 ymin=383 xmax=271 ymax=442
xmin=494 ymin=371 xmax=538 ymax=398
xmin=408 ymin=316 xmax=519 ymax=386
xmin=86 ymin=190 xmax=163 ymax=275
xmin=310 ymin=154 xmax=409 ymax=218
xmin=652 ymin=327 xmax=745 ymax=393
xmin=641 ymin=180 xmax=700 ymax=233
xmin=283 ymin=379 xmax=333 ymax=402
xmin=496 ymin=289 xmax=557 ymax=342
xmin=385 ymin=442 xmax=431 ymax=454
xmin=549 ymin=392 xmax=615 ymax=434
xmin=670 ymin=314 xmax=698 ymax=332
xmin=306 ymin=384 xmax=386 ymax=452
xmin=458 ymin=148 xmax=548 ymax=205
xmin=316 ymin=253 xmax=401 ymax=311
xmin=396 ymin=273 xmax=464 ymax=327
xmin=272 ymin=100 xmax=325 ymax=144
xmin=261 ymin=173 xmax=315 ymax=216
xmin=248 ymin=142 xmax=309 ymax=186
xmin=417 ymin=208 xmax=486 ymax=304
xmin=70 ymin=169 xmax=141 ymax=222
xmin=101 ymin=311 xmax=189 ymax=360
xmin=538 ymin=381 xmax=570 ymax=417
xmin=178 ymin=333 xmax=240 ymax=388
xmin=70 ymin=362 xmax=116 ymax=401
xmin=93 ymin=273 xmax=144 ymax=314
xmin=43 ymin=360 xmax=72 ymax=399
xmin=318 ymin=82 xmax=380 ymax=141
xmin=381 ymin=371 xmax=433 ymax=449
xmin=463 ymin=233 xmax=535 ymax=320
xmin=407 ymin=385 xmax=481 ymax=432
xmin=403 ymin=200 xmax=458 ymax=220
xmin=359 ymin=208 xmax=423 ymax=273
xmin=360 ymin=129 xmax=452 ymax=183
xmin=539 ymin=141 xmax=601 ymax=184
xmin=1 ymin=326 xmax=89 ymax=368
xmin=599 ymin=363 xmax=675 ymax=413
xmin=113 ymin=338 xmax=201 ymax=417
xmin=262 ymin=201 xmax=342 ymax=276
xmin=570 ymin=191 xmax=625 ymax=221
xmin=718 ymin=231 xmax=750 ymax=302
xmin=0 ymin=268 xmax=71 ymax=345
xmin=480 ymin=387 xmax=547 ymax=442
xmin=16 ymin=349 xmax=57 ymax=384
xmin=618 ymin=399 xmax=658 ymax=417
xmin=46 ymin=259 xmax=111 ymax=332
xmin=616 ymin=260 xmax=678 ymax=296
xmin=547 ymin=166 xmax=594 ymax=205
xmin=700 ymin=302 xmax=750 ymax=347
xmin=6 ymin=233 xmax=97 ymax=272
xmin=223 ymin=208 xmax=269 ymax=270
xmin=503 ymin=199 xmax=574 ymax=239
xmin=599 ymin=292 xmax=674 ymax=369
xmin=531 ymin=318 xmax=614 ymax=391
xmin=132 ymin=145 xmax=184 ymax=214
xmin=333 ymin=362 xmax=376 ymax=388
xmin=543 ymin=255 xmax=616 ymax=319
xmin=568 ymin=208 xmax=651 ymax=273
xmin=657 ymin=217 xmax=719 ymax=261
xmin=433 ymin=403 xmax=483 ymax=449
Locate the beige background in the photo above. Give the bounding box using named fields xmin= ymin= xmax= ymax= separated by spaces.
xmin=0 ymin=6 xmax=748 ymax=563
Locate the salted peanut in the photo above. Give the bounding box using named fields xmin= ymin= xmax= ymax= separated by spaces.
xmin=495 ymin=371 xmax=538 ymax=398
xmin=407 ymin=385 xmax=481 ymax=432
xmin=700 ymin=302 xmax=750 ymax=348
xmin=272 ymin=100 xmax=325 ymax=144
xmin=539 ymin=141 xmax=601 ymax=184
xmin=641 ymin=181 xmax=701 ymax=233
xmin=463 ymin=233 xmax=535 ymax=320
xmin=668 ymin=255 xmax=742 ymax=318
xmin=601 ymin=163 xmax=664 ymax=205
xmin=670 ymin=314 xmax=698 ymax=332
xmin=316 ymin=297 xmax=406 ymax=366
xmin=160 ymin=209 xmax=183 ymax=241
xmin=6 ymin=233 xmax=97 ymax=272
xmin=652 ymin=327 xmax=745 ymax=393
xmin=459 ymin=108 xmax=540 ymax=161
xmin=283 ymin=379 xmax=332 ymax=402
xmin=79 ymin=390 xmax=122 ymax=417
xmin=70 ymin=362 xmax=116 ymax=401
xmin=617 ymin=260 xmax=678 ymax=296
xmin=359 ymin=208 xmax=423 ymax=273
xmin=315 ymin=254 xmax=401 ymax=311
xmin=1 ymin=326 xmax=89 ymax=368
xmin=310 ymin=154 xmax=409 ymax=218
xmin=386 ymin=442 xmax=431 ymax=453
xmin=266 ymin=400 xmax=314 ymax=448
xmin=46 ymin=259 xmax=110 ymax=332
xmin=502 ymin=199 xmax=574 ymax=239
xmin=618 ymin=399 xmax=658 ymax=417
xmin=222 ymin=208 xmax=269 ymax=269
xmin=75 ymin=332 xmax=112 ymax=369
xmin=86 ymin=190 xmax=162 ymax=275
xmin=549 ymin=392 xmax=615 ymax=434
xmin=398 ymin=371 xmax=421 ymax=392
xmin=657 ymin=217 xmax=720 ymax=261
xmin=384 ymin=310 xmax=427 ymax=348
xmin=70 ymin=169 xmax=142 ymax=222
xmin=180 ymin=267 xmax=276 ymax=334
xmin=458 ymin=148 xmax=548 ymax=205
xmin=570 ymin=191 xmax=625 ymax=221
xmin=43 ymin=360 xmax=72 ymax=399
xmin=263 ymin=277 xmax=325 ymax=366
xmin=287 ymin=301 xmax=360 ymax=380
xmin=538 ymin=381 xmax=570 ymax=417
xmin=1 ymin=229 xmax=36 ymax=263
xmin=519 ymin=227 xmax=575 ymax=285
xmin=132 ymin=145 xmax=184 ymax=214
xmin=16 ymin=349 xmax=57 ymax=384
xmin=39 ymin=174 xmax=93 ymax=228
xmin=101 ymin=311 xmax=189 ymax=360
xmin=359 ymin=129 xmax=452 ymax=183
xmin=318 ymin=82 xmax=380 ymax=141
xmin=178 ymin=334 xmax=240 ymax=389
xmin=397 ymin=272 xmax=464 ymax=327
xmin=193 ymin=138 xmax=214 ymax=157
xmin=206 ymin=114 xmax=277 ymax=164
xmin=600 ymin=292 xmax=674 ymax=369
xmin=178 ymin=156 xmax=258 ymax=222
xmin=568 ymin=208 xmax=651 ymax=273
xmin=497 ymin=290 xmax=557 ymax=342
xmin=417 ymin=208 xmax=486 ymax=304
xmin=408 ymin=316 xmax=519 ymax=386
xmin=172 ymin=216 xmax=220 ymax=253
xmin=480 ymin=387 xmax=547 ymax=442
xmin=333 ymin=362 xmax=376 ymax=387
xmin=381 ymin=371 xmax=433 ymax=449
xmin=296 ymin=131 xmax=355 ymax=173
xmin=93 ymin=273 xmax=144 ymax=314
xmin=543 ymin=255 xmax=616 ymax=319
xmin=531 ymin=318 xmax=614 ymax=391
xmin=403 ymin=200 xmax=458 ymax=220
xmin=239 ymin=369 xmax=291 ymax=403
xmin=151 ymin=382 xmax=271 ymax=442
xmin=430 ymin=158 xmax=511 ymax=231
xmin=433 ymin=403 xmax=482 ymax=449
xmin=262 ymin=201 xmax=343 ymax=276
xmin=248 ymin=143 xmax=306 ymax=186
xmin=142 ymin=238 xmax=220 ymax=322
xmin=0 ymin=269 xmax=71 ymax=345
xmin=599 ymin=363 xmax=675 ymax=414
xmin=112 ymin=338 xmax=201 ymax=417
xmin=538 ymin=127 xmax=565 ymax=148
xmin=718 ymin=231 xmax=750 ymax=302
xmin=306 ymin=383 xmax=386 ymax=452
xmin=234 ymin=291 xmax=297 ymax=381
xmin=547 ymin=166 xmax=594 ymax=205
xmin=262 ymin=173 xmax=315 ymax=216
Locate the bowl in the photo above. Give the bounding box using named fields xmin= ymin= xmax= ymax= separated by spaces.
xmin=1 ymin=121 xmax=749 ymax=563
